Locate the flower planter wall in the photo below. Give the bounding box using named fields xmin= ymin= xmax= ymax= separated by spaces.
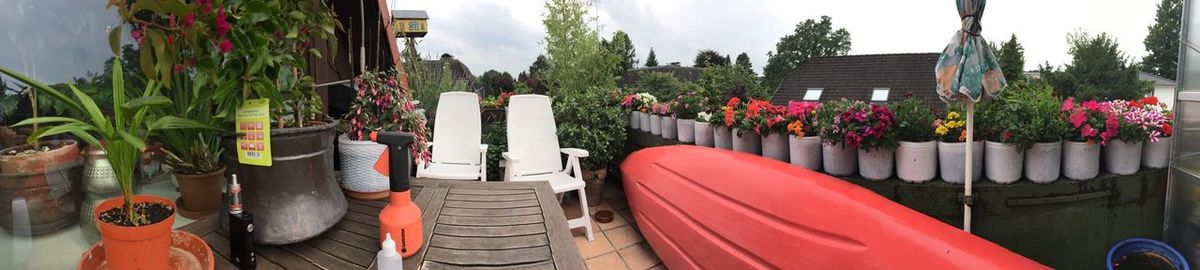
xmin=822 ymin=142 xmax=857 ymax=176
xmin=0 ymin=140 xmax=84 ymax=236
xmin=677 ymin=119 xmax=696 ymax=143
xmin=1025 ymin=141 xmax=1062 ymax=183
xmin=630 ymin=111 xmax=641 ymax=130
xmin=713 ymin=127 xmax=733 ymax=149
xmin=761 ymin=133 xmax=789 ymax=162
xmin=338 ymin=134 xmax=390 ymax=195
xmin=1104 ymin=139 xmax=1143 ymax=176
xmin=1142 ymin=137 xmax=1171 ymax=169
xmin=639 ymin=113 xmax=652 ymax=132
xmin=1062 ymin=140 xmax=1100 ymax=180
xmin=694 ymin=122 xmax=714 ymax=147
xmin=858 ymin=148 xmax=894 ymax=180
xmin=650 ymin=115 xmax=662 ymax=135
xmin=896 ymin=141 xmax=936 ymax=183
xmin=661 ymin=116 xmax=677 ymax=139
xmin=731 ymin=129 xmax=761 ymax=154
xmin=789 ymin=135 xmax=821 ymax=170
xmin=222 ymin=122 xmax=347 ymax=244
xmin=984 ymin=141 xmax=1024 ymax=184
xmin=938 ymin=141 xmax=983 ymax=184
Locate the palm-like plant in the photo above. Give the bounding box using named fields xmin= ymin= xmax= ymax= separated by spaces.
xmin=1 ymin=59 xmax=214 ymax=225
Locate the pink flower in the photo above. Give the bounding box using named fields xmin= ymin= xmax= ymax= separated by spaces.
xmin=1069 ymin=110 xmax=1087 ymax=128
xmin=218 ymin=39 xmax=233 ymax=53
xmin=1081 ymin=125 xmax=1097 ymax=138
xmin=1062 ymin=97 xmax=1075 ymax=112
xmin=183 ymin=13 xmax=196 ymax=28
xmin=1082 ymin=100 xmax=1102 ymax=111
xmin=215 ymin=7 xmax=230 ymax=37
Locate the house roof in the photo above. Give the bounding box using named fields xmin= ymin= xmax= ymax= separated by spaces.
xmin=618 ymin=65 xmax=703 ymax=87
xmin=392 ymin=10 xmax=429 ymax=20
xmin=769 ymin=53 xmax=944 ymax=111
xmin=409 ymin=56 xmax=476 ymax=91
xmin=1024 ymin=71 xmax=1177 ymax=87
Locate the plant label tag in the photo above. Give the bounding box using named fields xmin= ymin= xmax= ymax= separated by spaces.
xmin=236 ymin=99 xmax=272 ymax=166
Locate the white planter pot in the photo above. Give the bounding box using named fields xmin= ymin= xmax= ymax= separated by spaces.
xmin=714 ymin=126 xmax=733 ymax=150
xmin=639 ymin=112 xmax=652 ymax=132
xmin=630 ymin=111 xmax=641 ymax=129
xmin=822 ymin=142 xmax=858 ymax=176
xmin=1025 ymin=141 xmax=1062 ymax=184
xmin=984 ymin=141 xmax=1024 ymax=184
xmin=789 ymin=135 xmax=822 ymax=170
xmin=649 ymin=115 xmax=662 ymax=135
xmin=1142 ymin=136 xmax=1172 ymax=169
xmin=1104 ymin=139 xmax=1143 ymax=175
xmin=938 ymin=141 xmax=983 ymax=184
xmin=896 ymin=141 xmax=937 ymax=183
xmin=858 ymin=148 xmax=894 ymax=180
xmin=732 ymin=128 xmax=761 ymax=154
xmin=694 ymin=122 xmax=714 ymax=147
xmin=661 ymin=116 xmax=677 ymax=139
xmin=677 ymin=119 xmax=696 ymax=143
xmin=1062 ymin=140 xmax=1100 ymax=180
xmin=337 ymin=134 xmax=389 ymax=193
xmin=760 ymin=133 xmax=789 ymax=162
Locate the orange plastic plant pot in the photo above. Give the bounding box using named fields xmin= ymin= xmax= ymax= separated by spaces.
xmin=92 ymin=194 xmax=177 ymax=270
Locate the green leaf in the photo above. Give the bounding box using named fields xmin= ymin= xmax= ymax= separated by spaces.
xmin=109 ymin=25 xmax=122 ymax=57
xmin=11 ymin=117 xmax=86 ymax=127
xmin=0 ymin=66 xmax=82 ymax=113
xmin=150 ymin=116 xmax=221 ymax=131
xmin=308 ymin=48 xmax=322 ymax=58
xmin=116 ymin=130 xmax=148 ymax=151
xmin=123 ymin=96 xmax=173 ymax=110
xmin=69 ymin=84 xmax=110 ymax=134
xmin=27 ymin=123 xmax=99 ymax=142
xmin=139 ymin=45 xmax=156 ymax=81
xmin=159 ymin=0 xmax=189 ymax=13
xmin=288 ymin=10 xmax=306 ymax=20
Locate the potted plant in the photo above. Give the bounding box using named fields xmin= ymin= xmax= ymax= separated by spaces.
xmin=935 ymin=108 xmax=982 ymax=184
xmin=732 ymin=99 xmax=764 ymax=154
xmin=0 ymin=82 xmax=84 ymax=236
xmin=1060 ymin=97 xmax=1113 ymax=180
xmin=673 ymin=91 xmax=704 ymax=143
xmin=977 ymin=92 xmax=1035 ymax=184
xmin=1141 ymin=96 xmax=1172 ymax=169
xmin=890 ymin=96 xmax=937 ymax=183
xmin=340 ymin=70 xmax=428 ymax=199
xmin=658 ymin=101 xmax=677 ymax=139
xmin=636 ymin=93 xmax=656 ymax=132
xmin=621 ymin=93 xmax=641 ymax=130
xmin=6 ymin=58 xmax=212 ymax=269
xmin=751 ymin=100 xmax=789 ymax=161
xmin=714 ymin=97 xmax=740 ymax=150
xmin=1104 ymin=99 xmax=1159 ymax=175
xmin=694 ymin=111 xmax=716 ymax=147
xmin=482 ymin=91 xmax=514 ymax=123
xmin=814 ymin=99 xmax=857 ymax=176
xmin=556 ymin=88 xmax=627 ymax=206
xmin=648 ymin=102 xmax=663 ymax=135
xmin=840 ymin=101 xmax=897 ymax=181
xmin=1017 ymin=84 xmax=1067 ymax=183
xmin=786 ymin=101 xmax=822 ymax=170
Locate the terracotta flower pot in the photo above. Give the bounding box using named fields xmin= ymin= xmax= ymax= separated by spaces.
xmin=93 ymin=195 xmax=176 ymax=270
xmin=0 ymin=140 xmax=84 ymax=236
xmin=175 ymin=167 xmax=226 ymax=218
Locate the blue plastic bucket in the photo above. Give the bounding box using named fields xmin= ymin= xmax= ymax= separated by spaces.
xmin=1107 ymin=238 xmax=1189 ymax=270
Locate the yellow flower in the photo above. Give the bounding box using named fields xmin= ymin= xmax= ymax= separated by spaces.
xmin=935 ymin=126 xmax=949 ymax=135
xmin=947 ymin=112 xmax=960 ymax=120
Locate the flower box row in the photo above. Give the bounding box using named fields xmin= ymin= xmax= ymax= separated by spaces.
xmin=620 ymin=89 xmax=1172 ymax=184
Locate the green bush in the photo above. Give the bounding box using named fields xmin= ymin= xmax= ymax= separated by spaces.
xmin=635 ymin=71 xmax=687 ymax=98
xmin=481 ymin=120 xmax=507 ymax=181
xmin=977 ymin=80 xmax=1064 ymax=149
xmin=890 ymin=96 xmax=937 ymax=142
xmin=697 ymin=65 xmax=766 ymax=109
xmin=555 ymin=88 xmax=627 ymax=170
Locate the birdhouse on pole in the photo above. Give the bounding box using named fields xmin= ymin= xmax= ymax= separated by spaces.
xmin=392 ymin=10 xmax=428 ymax=38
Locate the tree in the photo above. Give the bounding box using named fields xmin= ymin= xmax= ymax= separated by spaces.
xmin=529 ymin=54 xmax=550 ymax=77
xmin=995 ymin=34 xmax=1026 ymax=82
xmin=541 ymin=0 xmax=618 ymax=96
xmin=694 ymin=49 xmax=729 ymax=67
xmin=607 ymin=30 xmax=638 ymax=74
xmin=1040 ymin=31 xmax=1152 ymax=100
xmin=735 ymin=52 xmax=754 ymax=75
xmin=1142 ymin=0 xmax=1182 ymax=80
xmin=645 ymin=48 xmax=659 ymax=67
xmin=763 ymin=16 xmax=852 ymax=90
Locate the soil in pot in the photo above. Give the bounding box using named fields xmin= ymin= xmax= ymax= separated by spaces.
xmin=97 ymin=201 xmax=174 ymax=226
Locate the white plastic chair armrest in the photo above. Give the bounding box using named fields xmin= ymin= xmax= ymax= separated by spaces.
xmin=560 ymin=148 xmax=589 ymax=157
xmin=478 ymin=144 xmax=489 ymax=182
xmin=501 ymin=152 xmax=519 ymax=181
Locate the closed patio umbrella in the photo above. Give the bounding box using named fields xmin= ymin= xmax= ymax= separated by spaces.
xmin=935 ymin=0 xmax=1007 ymax=233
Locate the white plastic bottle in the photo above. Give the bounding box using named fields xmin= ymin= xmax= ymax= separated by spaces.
xmin=377 ymin=233 xmax=404 ymax=270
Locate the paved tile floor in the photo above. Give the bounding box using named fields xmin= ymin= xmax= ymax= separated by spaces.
xmin=560 ymin=180 xmax=666 ymax=270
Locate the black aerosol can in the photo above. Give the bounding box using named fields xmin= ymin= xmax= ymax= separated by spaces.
xmin=229 ymin=174 xmax=257 ymax=269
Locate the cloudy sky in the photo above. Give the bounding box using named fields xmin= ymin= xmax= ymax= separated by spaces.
xmin=389 ymin=0 xmax=1163 ymax=76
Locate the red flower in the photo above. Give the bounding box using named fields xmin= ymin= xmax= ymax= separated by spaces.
xmin=726 ymin=97 xmax=741 ymax=108
xmin=215 ymin=7 xmax=230 ymax=37
xmin=1002 ymin=130 xmax=1012 ymax=142
xmin=218 ymin=39 xmax=233 ymax=53
xmin=1163 ymin=123 xmax=1173 ymax=136
xmin=1061 ymin=97 xmax=1074 ymax=112
xmin=183 ymin=13 xmax=196 ymax=27
xmin=1143 ymin=96 xmax=1160 ymax=106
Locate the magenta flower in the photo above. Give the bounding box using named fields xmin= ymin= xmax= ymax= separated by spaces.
xmin=1081 ymin=124 xmax=1097 ymax=138
xmin=215 ymin=7 xmax=230 ymax=37
xmin=218 ymin=39 xmax=233 ymax=53
xmin=1069 ymin=110 xmax=1087 ymax=128
xmin=1062 ymin=97 xmax=1075 ymax=112
xmin=183 ymin=13 xmax=196 ymax=28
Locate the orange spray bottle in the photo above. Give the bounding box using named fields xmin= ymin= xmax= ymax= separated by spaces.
xmin=370 ymin=131 xmax=423 ymax=257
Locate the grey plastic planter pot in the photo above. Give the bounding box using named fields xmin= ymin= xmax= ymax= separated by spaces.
xmin=677 ymin=119 xmax=696 ymax=143
xmin=694 ymin=122 xmax=714 ymax=147
xmin=337 ymin=134 xmax=389 ymax=193
xmin=630 ymin=111 xmax=641 ymax=129
xmin=1103 ymin=139 xmax=1143 ymax=175
xmin=822 ymin=142 xmax=857 ymax=176
xmin=984 ymin=141 xmax=1024 ymax=184
xmin=713 ymin=126 xmax=733 ymax=150
xmin=896 ymin=141 xmax=936 ymax=183
xmin=938 ymin=141 xmax=983 ymax=184
xmin=1024 ymin=141 xmax=1062 ymax=183
xmin=661 ymin=116 xmax=677 ymax=139
xmin=761 ymin=133 xmax=789 ymax=162
xmin=858 ymin=148 xmax=894 ymax=180
xmin=639 ymin=112 xmax=652 ymax=132
xmin=732 ymin=129 xmax=761 ymax=154
xmin=1142 ymin=136 xmax=1171 ymax=169
xmin=789 ymin=135 xmax=822 ymax=170
xmin=1062 ymin=140 xmax=1099 ymax=180
xmin=649 ymin=115 xmax=662 ymax=135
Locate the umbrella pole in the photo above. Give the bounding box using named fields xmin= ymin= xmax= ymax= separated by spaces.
xmin=964 ymin=102 xmax=974 ymax=233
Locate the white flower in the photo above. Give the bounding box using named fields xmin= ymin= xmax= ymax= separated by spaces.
xmin=697 ymin=112 xmax=713 ymax=122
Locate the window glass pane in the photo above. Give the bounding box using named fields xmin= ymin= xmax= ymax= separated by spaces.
xmin=803 ymin=88 xmax=822 ymax=100
xmin=871 ymin=88 xmax=890 ymax=101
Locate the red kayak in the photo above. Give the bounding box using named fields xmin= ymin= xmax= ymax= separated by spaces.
xmin=620 ymin=145 xmax=1048 ymax=270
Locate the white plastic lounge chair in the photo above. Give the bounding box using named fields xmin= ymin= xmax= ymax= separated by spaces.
xmin=416 ymin=92 xmax=488 ymax=181
xmin=502 ymin=94 xmax=594 ymax=241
